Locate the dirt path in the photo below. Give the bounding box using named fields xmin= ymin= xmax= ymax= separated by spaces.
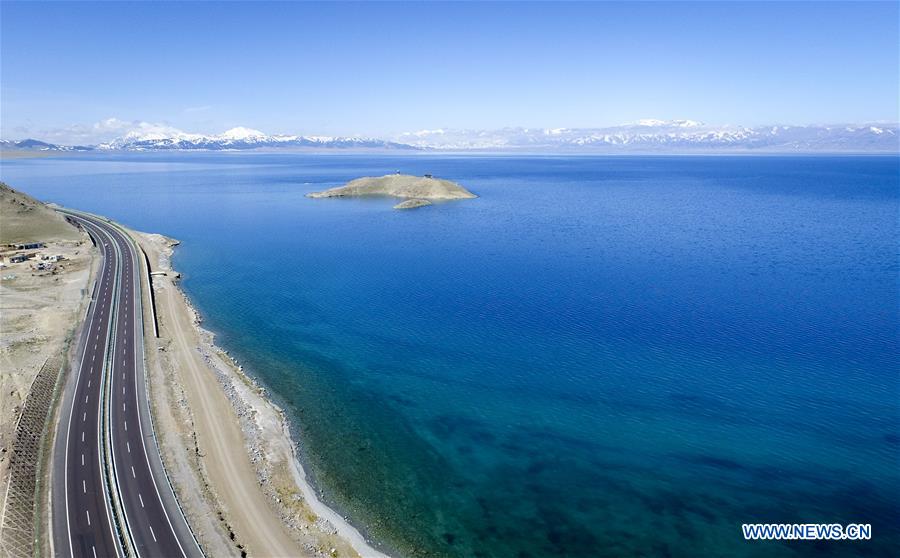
xmin=159 ymin=279 xmax=301 ymax=556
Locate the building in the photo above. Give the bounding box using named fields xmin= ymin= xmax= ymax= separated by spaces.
xmin=9 ymin=254 xmax=29 ymax=263
xmin=14 ymin=242 xmax=45 ymax=250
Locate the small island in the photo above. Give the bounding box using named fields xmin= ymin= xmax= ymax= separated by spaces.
xmin=393 ymin=198 xmax=432 ymax=210
xmin=307 ymin=174 xmax=476 ymax=209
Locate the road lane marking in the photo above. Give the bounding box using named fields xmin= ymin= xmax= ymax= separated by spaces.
xmin=85 ymin=510 xmax=91 ymax=526
xmin=149 ymin=524 xmax=157 ymax=542
xmin=127 ymin=441 xmax=131 ymax=453
xmin=139 ymin=493 xmax=144 ymax=508
xmin=131 ymin=465 xmax=136 ymax=478
xmin=82 ymin=412 xmax=86 ymax=422
xmin=81 ymin=453 xmax=84 ymax=466
xmin=123 ymin=403 xmax=126 ymax=412
xmin=92 ymin=546 xmax=97 ymax=558
xmin=124 ymin=420 xmax=127 ymax=431
xmin=85 ymin=395 xmax=89 ymax=404
xmin=83 ymin=480 xmax=86 ymax=493
xmin=87 ymin=380 xmax=91 ymax=388
xmin=81 ymin=431 xmax=84 ymax=442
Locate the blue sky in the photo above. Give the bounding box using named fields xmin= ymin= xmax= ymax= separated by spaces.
xmin=1 ymin=1 xmax=898 ymax=143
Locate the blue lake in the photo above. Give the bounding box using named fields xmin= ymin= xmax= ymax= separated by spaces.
xmin=2 ymin=153 xmax=898 ymax=557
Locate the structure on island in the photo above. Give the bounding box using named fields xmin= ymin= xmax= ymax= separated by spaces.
xmin=306 ymin=174 xmax=477 ymax=210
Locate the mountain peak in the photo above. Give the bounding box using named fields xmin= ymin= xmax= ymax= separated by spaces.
xmin=220 ymin=127 xmax=266 ymax=140
xmin=635 ymin=119 xmax=704 ymax=128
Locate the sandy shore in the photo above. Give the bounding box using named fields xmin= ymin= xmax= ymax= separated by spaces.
xmin=124 ymin=227 xmax=390 ymax=558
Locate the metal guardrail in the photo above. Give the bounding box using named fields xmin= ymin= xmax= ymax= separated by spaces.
xmin=99 ymin=226 xmax=138 ymax=557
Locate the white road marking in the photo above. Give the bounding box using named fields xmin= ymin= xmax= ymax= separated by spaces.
xmin=83 ymin=480 xmax=86 ymax=493
xmin=82 ymin=412 xmax=86 ymax=422
xmin=127 ymin=441 xmax=131 ymax=453
xmin=123 ymin=403 xmax=126 ymax=412
xmin=87 ymin=380 xmax=91 ymax=388
xmin=81 ymin=453 xmax=84 ymax=466
xmin=124 ymin=420 xmax=127 ymax=431
xmin=81 ymin=431 xmax=85 ymax=442
xmin=85 ymin=395 xmax=89 ymax=404
xmin=131 ymin=465 xmax=136 ymax=478
xmin=85 ymin=509 xmax=91 ymax=526
xmin=139 ymin=493 xmax=144 ymax=508
xmin=92 ymin=546 xmax=97 ymax=558
xmin=149 ymin=524 xmax=157 ymax=542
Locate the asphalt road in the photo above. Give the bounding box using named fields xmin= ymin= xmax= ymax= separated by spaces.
xmin=52 ymin=213 xmax=199 ymax=558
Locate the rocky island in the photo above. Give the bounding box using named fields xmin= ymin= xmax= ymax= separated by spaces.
xmin=392 ymin=198 xmax=432 ymax=210
xmin=307 ymin=174 xmax=476 ymax=209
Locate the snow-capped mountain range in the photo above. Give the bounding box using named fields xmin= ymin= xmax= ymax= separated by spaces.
xmin=95 ymin=126 xmax=416 ymax=151
xmin=2 ymin=121 xmax=897 ymax=153
xmin=394 ymin=121 xmax=899 ymax=151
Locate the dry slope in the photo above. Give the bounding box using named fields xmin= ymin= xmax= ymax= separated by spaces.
xmin=0 ymin=183 xmax=83 ymax=244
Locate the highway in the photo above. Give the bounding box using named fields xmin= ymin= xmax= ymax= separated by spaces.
xmin=52 ymin=212 xmax=200 ymax=558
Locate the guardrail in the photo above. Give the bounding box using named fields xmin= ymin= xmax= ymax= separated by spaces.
xmin=99 ymin=224 xmax=138 ymax=557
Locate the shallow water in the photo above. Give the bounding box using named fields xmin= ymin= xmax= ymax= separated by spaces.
xmin=3 ymin=153 xmax=898 ymax=557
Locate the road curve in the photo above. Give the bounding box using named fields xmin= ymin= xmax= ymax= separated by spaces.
xmin=51 ymin=212 xmax=200 ymax=558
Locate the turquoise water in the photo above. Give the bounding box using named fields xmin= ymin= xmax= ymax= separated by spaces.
xmin=2 ymin=154 xmax=898 ymax=557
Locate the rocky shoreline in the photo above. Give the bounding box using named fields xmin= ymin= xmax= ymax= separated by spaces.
xmin=145 ymin=232 xmax=388 ymax=557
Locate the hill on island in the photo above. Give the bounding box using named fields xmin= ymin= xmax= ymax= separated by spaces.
xmin=307 ymin=174 xmax=477 ymax=204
